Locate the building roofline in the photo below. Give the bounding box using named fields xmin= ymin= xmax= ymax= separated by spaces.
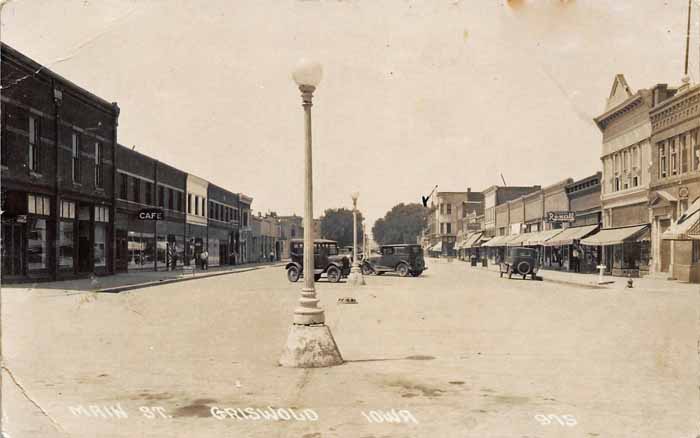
xmin=2 ymin=43 xmax=118 ymax=113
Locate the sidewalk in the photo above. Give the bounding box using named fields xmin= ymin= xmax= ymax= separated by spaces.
xmin=1 ymin=261 xmax=285 ymax=294
xmin=431 ymin=257 xmax=700 ymax=293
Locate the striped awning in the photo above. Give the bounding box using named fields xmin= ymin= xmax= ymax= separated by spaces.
xmin=544 ymin=225 xmax=599 ymax=247
xmin=580 ymin=224 xmax=650 ymax=246
xmin=662 ymin=197 xmax=700 ymax=240
xmin=463 ymin=232 xmax=484 ymax=248
xmin=481 ymin=234 xmax=511 ymax=247
xmin=429 ymin=241 xmax=443 ymax=252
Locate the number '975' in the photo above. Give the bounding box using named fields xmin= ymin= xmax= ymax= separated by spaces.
xmin=534 ymin=414 xmax=577 ymax=426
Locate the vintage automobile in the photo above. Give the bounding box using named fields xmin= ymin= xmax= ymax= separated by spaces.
xmin=499 ymin=246 xmax=540 ymax=280
xmin=361 ymin=244 xmax=426 ymax=277
xmin=286 ymin=239 xmax=351 ymax=283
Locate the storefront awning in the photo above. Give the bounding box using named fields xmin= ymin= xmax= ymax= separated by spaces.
xmin=482 ymin=234 xmax=512 ymax=247
xmin=506 ymin=228 xmax=565 ymax=247
xmin=544 ymin=225 xmax=599 ymax=247
xmin=429 ymin=241 xmax=443 ymax=252
xmin=662 ymin=197 xmax=700 ymax=240
xmin=464 ymin=232 xmax=484 ymax=248
xmin=580 ymin=224 xmax=650 ymax=246
xmin=528 ymin=228 xmax=565 ymax=246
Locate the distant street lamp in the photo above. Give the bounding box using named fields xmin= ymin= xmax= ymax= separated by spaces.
xmin=347 ymin=192 xmax=365 ymax=286
xmin=279 ymin=59 xmax=343 ymax=368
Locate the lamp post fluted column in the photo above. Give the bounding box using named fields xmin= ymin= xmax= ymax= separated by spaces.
xmin=294 ymin=84 xmax=325 ymax=325
xmin=280 ymin=59 xmax=343 ymax=368
xmin=347 ymin=193 xmax=365 ymax=286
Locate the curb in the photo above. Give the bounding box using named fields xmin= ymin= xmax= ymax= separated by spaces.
xmin=97 ymin=264 xmax=283 ymax=294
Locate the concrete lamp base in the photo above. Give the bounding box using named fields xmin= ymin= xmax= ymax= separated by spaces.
xmin=279 ymin=324 xmax=344 ymax=368
xmin=346 ymin=271 xmax=366 ymax=286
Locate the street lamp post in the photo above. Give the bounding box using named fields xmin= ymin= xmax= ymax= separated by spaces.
xmin=347 ymin=192 xmax=365 ymax=286
xmin=279 ymin=59 xmax=343 ymax=368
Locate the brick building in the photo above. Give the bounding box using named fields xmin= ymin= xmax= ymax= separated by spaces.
xmin=590 ymin=75 xmax=665 ymax=277
xmin=1 ymin=43 xmax=119 ymax=281
xmin=649 ymin=80 xmax=700 ymax=282
xmin=1 ymin=44 xmax=256 ymax=281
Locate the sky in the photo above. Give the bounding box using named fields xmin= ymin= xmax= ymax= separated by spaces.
xmin=2 ymin=0 xmax=699 ymax=227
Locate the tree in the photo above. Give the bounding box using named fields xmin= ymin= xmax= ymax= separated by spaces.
xmin=372 ymin=203 xmax=428 ymax=245
xmin=319 ymin=208 xmax=364 ymax=248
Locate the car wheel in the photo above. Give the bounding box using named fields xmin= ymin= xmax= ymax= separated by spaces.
xmin=326 ymin=266 xmax=341 ymax=283
xmin=517 ymin=261 xmax=532 ymax=276
xmin=397 ymin=263 xmax=409 ymax=277
xmin=314 ymin=274 xmax=322 ymax=282
xmin=287 ymin=266 xmax=300 ymax=282
xmin=361 ymin=263 xmax=373 ymax=276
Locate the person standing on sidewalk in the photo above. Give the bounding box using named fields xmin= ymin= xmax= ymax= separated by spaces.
xmin=200 ymin=250 xmax=209 ymax=270
xmin=571 ymin=247 xmax=580 ymax=273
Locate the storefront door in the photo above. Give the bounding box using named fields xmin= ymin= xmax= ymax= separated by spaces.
xmin=78 ymin=220 xmax=92 ymax=273
xmin=116 ymin=229 xmax=128 ymax=272
xmin=1 ymin=221 xmax=24 ymax=277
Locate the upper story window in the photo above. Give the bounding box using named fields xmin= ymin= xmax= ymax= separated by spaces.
xmin=243 ymin=211 xmax=248 ymax=226
xmin=187 ymin=193 xmax=192 ymax=214
xmin=167 ymin=188 xmax=173 ymax=210
xmin=145 ymin=181 xmax=153 ymax=205
xmin=71 ymin=132 xmax=81 ymax=183
xmin=446 ymin=222 xmax=452 ymax=234
xmin=28 ymin=116 xmax=40 ymax=172
xmin=1 ymin=103 xmax=8 ymax=167
xmin=201 ymin=197 xmax=206 ymax=217
xmin=692 ymin=129 xmax=699 ymax=171
xmin=119 ymin=173 xmax=128 ymax=200
xmin=446 ymin=203 xmax=452 ymax=215
xmin=194 ymin=195 xmax=199 ymax=215
xmin=158 ymin=185 xmax=165 ymax=208
xmin=132 ymin=177 xmax=141 ymax=203
xmin=94 ymin=142 xmax=103 ymax=188
xmin=681 ymin=135 xmax=689 ymax=174
xmin=659 ymin=143 xmax=668 ymax=178
xmin=670 ymin=139 xmax=678 ymax=176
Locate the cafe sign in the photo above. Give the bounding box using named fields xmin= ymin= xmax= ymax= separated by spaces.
xmin=546 ymin=211 xmax=575 ymax=223
xmin=138 ymin=208 xmax=164 ymax=221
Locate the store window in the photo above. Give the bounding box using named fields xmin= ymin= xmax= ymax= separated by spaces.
xmin=28 ymin=194 xmax=51 ymax=215
xmin=94 ymin=206 xmax=109 ymax=268
xmin=59 ymin=200 xmax=75 ymax=269
xmin=28 ymin=115 xmax=40 ymax=172
xmin=27 ymin=218 xmax=48 ymax=270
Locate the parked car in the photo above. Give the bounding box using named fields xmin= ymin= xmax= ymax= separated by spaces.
xmin=285 ymin=239 xmax=351 ymax=283
xmin=499 ymin=247 xmax=539 ymax=280
xmin=361 ymin=244 xmax=426 ymax=277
